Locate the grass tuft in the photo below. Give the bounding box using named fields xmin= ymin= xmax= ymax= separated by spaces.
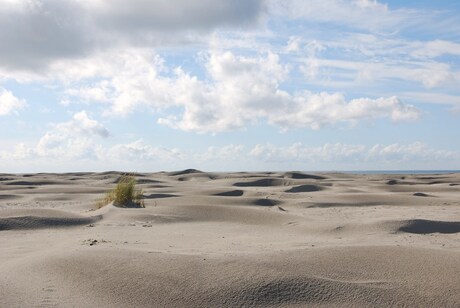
xmin=96 ymin=174 xmax=144 ymax=208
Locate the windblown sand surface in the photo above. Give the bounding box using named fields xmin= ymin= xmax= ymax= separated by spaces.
xmin=1 ymin=170 xmax=459 ymax=307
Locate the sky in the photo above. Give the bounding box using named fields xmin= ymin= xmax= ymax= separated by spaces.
xmin=1 ymin=0 xmax=460 ymax=173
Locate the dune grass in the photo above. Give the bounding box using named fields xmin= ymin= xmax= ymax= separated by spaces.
xmin=96 ymin=174 xmax=144 ymax=208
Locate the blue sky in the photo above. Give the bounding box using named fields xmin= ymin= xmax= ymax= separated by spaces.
xmin=1 ymin=0 xmax=459 ymax=172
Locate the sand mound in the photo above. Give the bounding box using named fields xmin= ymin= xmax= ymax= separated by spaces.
xmin=135 ymin=178 xmax=164 ymax=184
xmin=234 ymin=178 xmax=292 ymax=187
xmin=0 ymin=194 xmax=22 ymax=200
xmin=213 ymin=190 xmax=244 ymax=197
xmin=283 ymin=172 xmax=326 ymax=180
xmin=169 ymin=169 xmax=204 ymax=176
xmin=0 ymin=209 xmax=101 ymax=231
xmin=397 ymin=219 xmax=460 ymax=234
xmin=177 ymin=174 xmax=215 ymax=181
xmin=253 ymin=198 xmax=282 ymax=206
xmin=147 ymin=204 xmax=291 ymax=225
xmin=98 ymin=171 xmax=124 ymax=176
xmin=305 ymin=202 xmax=382 ymax=208
xmin=144 ymin=193 xmax=179 ymax=199
xmin=285 ymin=184 xmax=323 ymax=193
xmin=413 ymin=192 xmax=432 ymax=197
xmin=4 ymin=180 xmax=61 ymax=186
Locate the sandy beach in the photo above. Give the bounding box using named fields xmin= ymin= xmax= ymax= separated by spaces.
xmin=0 ymin=170 xmax=459 ymax=307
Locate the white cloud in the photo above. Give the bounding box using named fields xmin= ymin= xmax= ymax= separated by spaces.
xmin=270 ymin=94 xmax=420 ymax=130
xmin=35 ymin=111 xmax=108 ymax=159
xmin=0 ymin=88 xmax=26 ymax=115
xmin=270 ymin=0 xmax=403 ymax=33
xmin=411 ymin=40 xmax=460 ymax=59
xmin=284 ymin=32 xmax=460 ymax=93
xmin=56 ymin=110 xmax=109 ymax=137
xmin=198 ymin=144 xmax=245 ymax=162
xmin=107 ymin=139 xmax=184 ymax=162
xmin=2 ymin=139 xmax=459 ymax=172
xmin=2 ymin=111 xmax=109 ymax=160
xmin=58 ymin=49 xmax=175 ymax=115
xmin=249 ymin=142 xmax=459 ymax=165
xmin=160 ymin=50 xmax=290 ymax=132
xmin=35 ymin=133 xmax=101 ymax=160
xmin=299 ymin=56 xmax=457 ymax=90
xmin=249 ymin=143 xmax=367 ymax=163
xmin=366 ymin=142 xmax=459 ymax=163
xmin=58 ymin=48 xmax=420 ymax=133
xmin=157 ymin=51 xmax=420 ymax=132
xmin=400 ymin=92 xmax=460 ymax=110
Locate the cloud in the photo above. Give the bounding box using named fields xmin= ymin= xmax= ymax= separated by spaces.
xmin=300 ymin=57 xmax=457 ymax=90
xmin=88 ymin=0 xmax=265 ymax=31
xmin=59 ymin=48 xmax=420 ymax=133
xmin=294 ymin=34 xmax=459 ymax=90
xmin=198 ymin=144 xmax=245 ymax=162
xmin=270 ymin=94 xmax=420 ymax=130
xmin=2 ymin=139 xmax=458 ymax=172
xmin=0 ymin=0 xmax=91 ymax=71
xmin=56 ymin=110 xmax=110 ymax=138
xmin=400 ymin=92 xmax=460 ymax=110
xmin=0 ymin=0 xmax=266 ymax=72
xmin=35 ymin=132 xmax=102 ymax=160
xmin=0 ymin=88 xmax=26 ymax=115
xmin=59 ymin=48 xmax=177 ymax=116
xmin=249 ymin=142 xmax=459 ymax=165
xmin=159 ymin=51 xmax=420 ymax=131
xmin=1 ymin=111 xmax=109 ymax=160
xmin=410 ymin=40 xmax=460 ymax=59
xmin=107 ymin=139 xmax=184 ymax=162
xmin=269 ymin=0 xmax=402 ymax=33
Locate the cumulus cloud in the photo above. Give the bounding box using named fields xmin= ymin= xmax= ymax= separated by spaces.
xmin=59 ymin=49 xmax=178 ymax=117
xmin=35 ymin=132 xmax=102 ymax=160
xmin=159 ymin=51 xmax=419 ymax=131
xmin=55 ymin=110 xmax=109 ymax=138
xmin=60 ymin=48 xmax=420 ymax=133
xmin=270 ymin=94 xmax=420 ymax=129
xmin=0 ymin=88 xmax=26 ymax=115
xmin=2 ymin=111 xmax=109 ymax=160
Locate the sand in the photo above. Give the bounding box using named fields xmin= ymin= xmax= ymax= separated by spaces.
xmin=0 ymin=170 xmax=459 ymax=307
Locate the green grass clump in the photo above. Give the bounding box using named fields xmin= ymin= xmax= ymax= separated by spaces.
xmin=96 ymin=174 xmax=144 ymax=208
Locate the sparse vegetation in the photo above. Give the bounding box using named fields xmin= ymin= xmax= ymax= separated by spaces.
xmin=96 ymin=174 xmax=144 ymax=208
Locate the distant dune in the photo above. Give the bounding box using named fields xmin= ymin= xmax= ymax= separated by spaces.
xmin=1 ymin=171 xmax=459 ymax=307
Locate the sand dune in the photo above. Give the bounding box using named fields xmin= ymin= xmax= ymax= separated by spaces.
xmin=0 ymin=213 xmax=100 ymax=231
xmin=397 ymin=219 xmax=460 ymax=234
xmin=1 ymin=171 xmax=459 ymax=307
xmin=285 ymin=184 xmax=324 ymax=193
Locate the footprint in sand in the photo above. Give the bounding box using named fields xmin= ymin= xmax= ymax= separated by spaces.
xmin=39 ymin=282 xmax=58 ymax=308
